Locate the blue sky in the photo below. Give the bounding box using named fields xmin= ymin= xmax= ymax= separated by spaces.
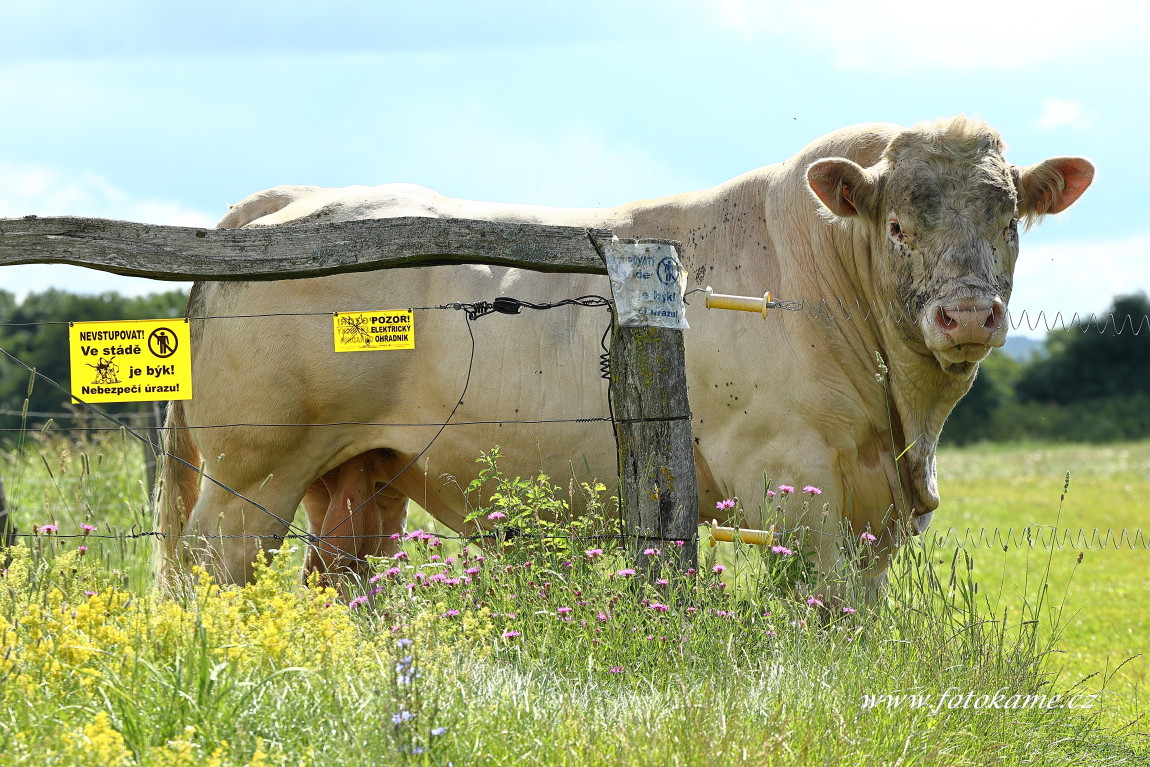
xmin=2 ymin=0 xmax=1147 ymax=337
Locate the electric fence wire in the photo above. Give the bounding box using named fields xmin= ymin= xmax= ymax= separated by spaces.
xmin=3 ymin=303 xmax=1149 ymax=334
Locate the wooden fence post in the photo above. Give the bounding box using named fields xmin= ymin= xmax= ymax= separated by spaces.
xmin=600 ymin=239 xmax=699 ymax=575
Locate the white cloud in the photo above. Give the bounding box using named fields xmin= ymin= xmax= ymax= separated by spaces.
xmin=1035 ymin=99 xmax=1092 ymax=132
xmin=712 ymin=0 xmax=1150 ymax=71
xmin=1007 ymin=234 xmax=1150 ymax=337
xmin=0 ymin=163 xmax=215 ymax=226
xmin=0 ymin=163 xmax=208 ymax=299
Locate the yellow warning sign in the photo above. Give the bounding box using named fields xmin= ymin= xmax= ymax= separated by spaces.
xmin=69 ymin=319 xmax=192 ymax=403
xmin=333 ymin=310 xmax=415 ymax=352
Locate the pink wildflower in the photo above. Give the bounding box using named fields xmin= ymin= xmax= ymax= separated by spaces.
xmin=766 ymin=490 xmax=776 ymax=498
xmin=715 ymin=498 xmax=736 ymax=511
xmin=464 ymin=567 xmax=481 ymax=576
xmin=617 ymin=568 xmax=636 ymax=577
xmin=778 ymin=485 xmax=795 ymax=495
xmin=842 ymin=606 xmax=857 ymax=614
xmin=39 ymin=524 xmax=58 ymax=534
xmin=648 ymin=603 xmax=670 ymax=612
xmin=643 ymin=548 xmax=660 ymax=557
xmin=77 ymin=546 xmax=88 ymax=555
xmin=441 ymin=609 xmax=461 ymax=618
xmin=807 ymin=595 xmax=824 ymax=607
xmin=860 ymin=531 xmax=877 ymax=543
xmin=712 ymin=564 xmax=726 ymax=574
xmin=349 ymin=595 xmax=369 ymax=609
xmin=608 ymin=666 xmax=623 ymax=674
xmin=501 ymin=630 xmax=520 ymax=640
xmin=394 ymin=551 xmax=409 ymax=561
xmin=585 ymin=548 xmax=603 ymax=559
xmin=80 ymin=524 xmax=96 ymax=534
xmin=487 ymin=511 xmax=506 ymax=521
xmin=803 ymin=485 xmax=822 ymax=495
xmin=557 ymin=607 xmax=573 ymax=615
xmin=771 ymin=545 xmax=793 ymax=556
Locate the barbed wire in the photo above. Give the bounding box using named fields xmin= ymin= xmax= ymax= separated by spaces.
xmin=0 ymin=293 xmax=623 ymax=567
xmin=7 ymin=526 xmax=1148 ymax=551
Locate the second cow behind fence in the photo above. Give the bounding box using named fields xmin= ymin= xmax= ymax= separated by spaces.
xmin=155 ymin=116 xmax=1093 ymax=595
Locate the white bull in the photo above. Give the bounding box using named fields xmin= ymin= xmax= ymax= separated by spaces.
xmin=155 ymin=116 xmax=1093 ymax=587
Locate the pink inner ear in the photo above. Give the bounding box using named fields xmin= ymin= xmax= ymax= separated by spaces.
xmin=808 ymin=160 xmax=859 ymax=217
xmin=1048 ymin=157 xmax=1094 ymax=214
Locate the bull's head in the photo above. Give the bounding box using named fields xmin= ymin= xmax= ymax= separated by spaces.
xmin=806 ymin=118 xmax=1094 ymax=374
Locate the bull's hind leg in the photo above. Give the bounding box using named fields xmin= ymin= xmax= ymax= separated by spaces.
xmin=302 ymin=449 xmax=409 ymax=581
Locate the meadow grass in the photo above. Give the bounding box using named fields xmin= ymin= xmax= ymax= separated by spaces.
xmin=935 ymin=441 xmax=1150 ymax=733
xmin=0 ymin=432 xmax=1145 ymax=765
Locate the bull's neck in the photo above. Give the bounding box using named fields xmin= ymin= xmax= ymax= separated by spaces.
xmin=824 ymin=222 xmax=974 ymax=515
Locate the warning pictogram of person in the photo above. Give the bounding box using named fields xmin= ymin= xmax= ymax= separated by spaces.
xmin=148 ymin=327 xmax=178 ymax=358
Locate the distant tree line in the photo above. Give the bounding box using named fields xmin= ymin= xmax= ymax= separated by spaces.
xmin=0 ymin=288 xmax=188 ymax=438
xmin=943 ymin=293 xmax=1150 ymax=445
xmin=0 ymin=288 xmax=1147 ymax=447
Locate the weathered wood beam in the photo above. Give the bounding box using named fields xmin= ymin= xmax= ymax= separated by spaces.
xmin=0 ymin=216 xmax=615 ymax=280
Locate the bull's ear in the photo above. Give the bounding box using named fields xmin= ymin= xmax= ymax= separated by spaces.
xmin=807 ymin=158 xmax=878 ymax=220
xmin=1018 ymin=157 xmax=1094 ymax=220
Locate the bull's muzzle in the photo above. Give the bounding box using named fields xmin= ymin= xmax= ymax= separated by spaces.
xmin=933 ymin=298 xmax=1004 ymax=347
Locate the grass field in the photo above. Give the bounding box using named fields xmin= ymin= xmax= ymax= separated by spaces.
xmin=935 ymin=442 xmax=1150 ymax=732
xmin=0 ymin=433 xmax=1146 ymax=765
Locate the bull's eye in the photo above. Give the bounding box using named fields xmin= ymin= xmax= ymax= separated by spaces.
xmin=1004 ymin=217 xmax=1018 ymax=244
xmin=888 ymin=217 xmax=907 ymax=244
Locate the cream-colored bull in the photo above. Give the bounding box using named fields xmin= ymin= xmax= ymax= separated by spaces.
xmin=155 ymin=116 xmax=1092 ymax=588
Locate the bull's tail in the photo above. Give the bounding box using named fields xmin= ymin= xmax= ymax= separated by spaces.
xmin=152 ymin=399 xmax=202 ymax=586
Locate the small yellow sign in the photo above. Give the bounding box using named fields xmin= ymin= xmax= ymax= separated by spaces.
xmin=69 ymin=319 xmax=192 ymax=403
xmin=333 ymin=310 xmax=415 ymax=352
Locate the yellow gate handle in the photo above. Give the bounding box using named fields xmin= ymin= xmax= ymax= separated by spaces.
xmin=704 ymin=286 xmax=772 ymax=319
xmin=708 ymin=519 xmax=776 ymax=547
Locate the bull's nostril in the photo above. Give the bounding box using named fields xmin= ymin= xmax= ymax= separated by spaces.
xmin=984 ymin=303 xmax=1003 ymax=331
xmin=937 ymin=307 xmax=958 ymax=330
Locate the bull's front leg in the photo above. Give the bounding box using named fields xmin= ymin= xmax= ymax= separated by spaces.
xmin=180 ymin=480 xmax=298 ymax=586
